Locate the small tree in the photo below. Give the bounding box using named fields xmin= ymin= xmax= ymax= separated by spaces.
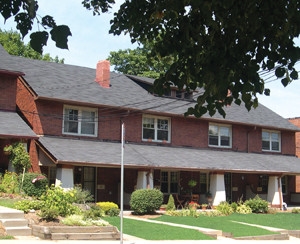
xmin=7 ymin=142 xmax=31 ymax=173
xmin=166 ymin=194 xmax=175 ymax=211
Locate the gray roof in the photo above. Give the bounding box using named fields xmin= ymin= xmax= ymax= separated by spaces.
xmin=0 ymin=44 xmax=298 ymax=131
xmin=0 ymin=111 xmax=37 ymax=139
xmin=39 ymin=136 xmax=300 ymax=174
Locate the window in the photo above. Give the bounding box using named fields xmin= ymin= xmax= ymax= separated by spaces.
xmin=259 ymin=175 xmax=269 ymax=193
xmin=208 ymin=124 xmax=231 ymax=147
xmin=281 ymin=176 xmax=288 ymax=195
xmin=63 ymin=106 xmax=97 ymax=136
xmin=199 ymin=173 xmax=208 ymax=193
xmin=262 ymin=130 xmax=280 ymax=152
xmin=142 ymin=115 xmax=170 ymax=142
xmin=160 ymin=171 xmax=179 ymax=194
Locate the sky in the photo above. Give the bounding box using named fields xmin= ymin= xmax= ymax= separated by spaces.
xmin=0 ymin=0 xmax=299 ymax=119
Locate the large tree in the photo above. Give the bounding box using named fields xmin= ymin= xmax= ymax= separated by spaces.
xmin=0 ymin=29 xmax=64 ymax=62
xmin=1 ymin=0 xmax=299 ymax=117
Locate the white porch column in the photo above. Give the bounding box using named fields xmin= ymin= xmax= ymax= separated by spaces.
xmin=136 ymin=171 xmax=153 ymax=189
xmin=267 ymin=176 xmax=282 ymax=208
xmin=210 ymin=173 xmax=226 ymax=206
xmin=55 ymin=166 xmax=74 ymax=189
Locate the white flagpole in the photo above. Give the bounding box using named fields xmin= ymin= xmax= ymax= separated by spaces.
xmin=120 ymin=122 xmax=125 ymax=244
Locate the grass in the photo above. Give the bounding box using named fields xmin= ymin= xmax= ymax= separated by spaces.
xmin=155 ymin=214 xmax=277 ymax=238
xmin=0 ymin=198 xmax=18 ymax=208
xmin=103 ymin=217 xmax=214 ymax=240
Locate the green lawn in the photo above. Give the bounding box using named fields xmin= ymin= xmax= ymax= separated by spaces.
xmin=155 ymin=214 xmax=277 ymax=238
xmin=103 ymin=217 xmax=214 ymax=240
xmin=0 ymin=198 xmax=19 ymax=208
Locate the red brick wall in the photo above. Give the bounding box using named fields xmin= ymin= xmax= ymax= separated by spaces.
xmin=289 ymin=118 xmax=300 ymax=157
xmin=0 ymin=75 xmax=17 ymax=111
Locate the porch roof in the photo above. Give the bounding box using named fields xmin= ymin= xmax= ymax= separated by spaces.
xmin=38 ymin=136 xmax=300 ymax=175
xmin=0 ymin=111 xmax=37 ymax=139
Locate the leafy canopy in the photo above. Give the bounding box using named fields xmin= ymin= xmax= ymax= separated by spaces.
xmin=0 ymin=29 xmax=64 ymax=62
xmin=1 ymin=0 xmax=299 ymax=117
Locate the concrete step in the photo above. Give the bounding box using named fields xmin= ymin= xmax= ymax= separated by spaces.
xmin=5 ymin=226 xmax=32 ymax=236
xmin=1 ymin=218 xmax=29 ymax=227
xmin=0 ymin=210 xmax=24 ymax=219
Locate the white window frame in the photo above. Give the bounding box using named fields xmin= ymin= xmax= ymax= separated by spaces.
xmin=142 ymin=115 xmax=171 ymax=142
xmin=208 ymin=123 xmax=232 ymax=148
xmin=262 ymin=130 xmax=281 ymax=152
xmin=63 ymin=105 xmax=98 ymax=137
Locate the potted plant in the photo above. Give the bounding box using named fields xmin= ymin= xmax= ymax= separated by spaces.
xmin=188 ymin=201 xmax=200 ymax=210
xmin=188 ymin=179 xmax=197 ymax=194
xmin=3 ymin=144 xmax=13 ymax=155
xmin=206 ymin=191 xmax=213 ymax=200
xmin=159 ymin=204 xmax=168 ymax=211
xmin=201 ymin=203 xmax=208 ymax=210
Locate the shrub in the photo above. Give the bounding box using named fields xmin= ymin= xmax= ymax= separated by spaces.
xmin=8 ymin=142 xmax=31 ymax=173
xmin=83 ymin=205 xmax=104 ymax=219
xmin=96 ymin=202 xmax=120 ymax=216
xmin=39 ymin=185 xmax=81 ymax=217
xmin=18 ymin=173 xmax=48 ymax=197
xmin=72 ymin=185 xmax=94 ymax=204
xmin=62 ymin=214 xmax=109 ymax=226
xmin=245 ymin=195 xmax=268 ymax=213
xmin=14 ymin=199 xmax=43 ymax=213
xmin=38 ymin=207 xmax=59 ymax=221
xmin=291 ymin=208 xmax=300 ymax=214
xmin=0 ymin=171 xmax=19 ymax=194
xmin=166 ymin=194 xmax=175 ymax=211
xmin=231 ymin=202 xmax=238 ymax=212
xmin=216 ymin=201 xmax=233 ymax=216
xmin=236 ymin=204 xmax=252 ymax=214
xmin=130 ymin=188 xmax=163 ymax=215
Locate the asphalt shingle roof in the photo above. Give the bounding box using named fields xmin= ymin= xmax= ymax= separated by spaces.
xmin=39 ymin=136 xmax=300 ymax=174
xmin=0 ymin=45 xmax=298 ymax=132
xmin=0 ymin=111 xmax=37 ymax=138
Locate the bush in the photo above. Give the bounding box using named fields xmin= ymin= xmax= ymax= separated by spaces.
xmin=216 ymin=201 xmax=233 ymax=216
xmin=38 ymin=207 xmax=59 ymax=221
xmin=236 ymin=204 xmax=252 ymax=214
xmin=83 ymin=205 xmax=104 ymax=219
xmin=231 ymin=202 xmax=238 ymax=212
xmin=96 ymin=202 xmax=120 ymax=217
xmin=291 ymin=208 xmax=300 ymax=214
xmin=72 ymin=185 xmax=94 ymax=204
xmin=39 ymin=185 xmax=81 ymax=217
xmin=130 ymin=188 xmax=163 ymax=215
xmin=0 ymin=171 xmax=19 ymax=194
xmin=166 ymin=194 xmax=175 ymax=211
xmin=19 ymin=173 xmax=48 ymax=197
xmin=245 ymin=195 xmax=268 ymax=213
xmin=14 ymin=199 xmax=43 ymax=213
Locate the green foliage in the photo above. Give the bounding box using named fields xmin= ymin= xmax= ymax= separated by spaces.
xmin=245 ymin=195 xmax=269 ymax=213
xmin=216 ymin=201 xmax=234 ymax=216
xmin=72 ymin=185 xmax=94 ymax=204
xmin=291 ymin=208 xmax=300 ymax=214
xmin=83 ymin=204 xmax=104 ymax=220
xmin=96 ymin=201 xmax=119 ymax=214
xmin=39 ymin=185 xmax=81 ymax=218
xmin=236 ymin=204 xmax=252 ymax=214
xmin=130 ymin=188 xmax=163 ymax=215
xmin=0 ymin=29 xmax=64 ymax=62
xmin=14 ymin=199 xmax=43 ymax=213
xmin=62 ymin=214 xmax=110 ymax=226
xmin=38 ymin=207 xmax=60 ymax=221
xmin=0 ymin=171 xmax=19 ymax=194
xmin=166 ymin=194 xmax=175 ymax=211
xmin=18 ymin=173 xmax=48 ymax=197
xmin=231 ymin=202 xmax=238 ymax=212
xmin=7 ymin=142 xmax=31 ymax=173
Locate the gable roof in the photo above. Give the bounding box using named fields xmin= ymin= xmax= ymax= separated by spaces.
xmin=0 ymin=111 xmax=37 ymax=139
xmin=38 ymin=136 xmax=300 ymax=174
xmin=0 ymin=44 xmax=298 ymax=132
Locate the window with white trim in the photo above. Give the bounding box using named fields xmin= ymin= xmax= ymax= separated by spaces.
xmin=142 ymin=115 xmax=170 ymax=142
xmin=160 ymin=171 xmax=179 ymax=194
xmin=63 ymin=106 xmax=97 ymax=136
xmin=262 ymin=130 xmax=280 ymax=152
xmin=208 ymin=124 xmax=232 ymax=147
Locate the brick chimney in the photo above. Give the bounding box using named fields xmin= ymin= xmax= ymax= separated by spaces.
xmin=95 ymin=60 xmax=110 ymax=88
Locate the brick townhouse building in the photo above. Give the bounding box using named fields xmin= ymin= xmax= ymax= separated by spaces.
xmin=1 ymin=44 xmax=300 ymax=209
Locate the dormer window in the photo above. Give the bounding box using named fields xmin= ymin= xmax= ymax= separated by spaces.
xmin=63 ymin=105 xmax=98 ymax=137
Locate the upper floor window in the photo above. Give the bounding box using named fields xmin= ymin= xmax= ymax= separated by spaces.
xmin=208 ymin=124 xmax=232 ymax=148
xmin=262 ymin=130 xmax=280 ymax=152
xmin=63 ymin=106 xmax=97 ymax=136
xmin=142 ymin=115 xmax=170 ymax=142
